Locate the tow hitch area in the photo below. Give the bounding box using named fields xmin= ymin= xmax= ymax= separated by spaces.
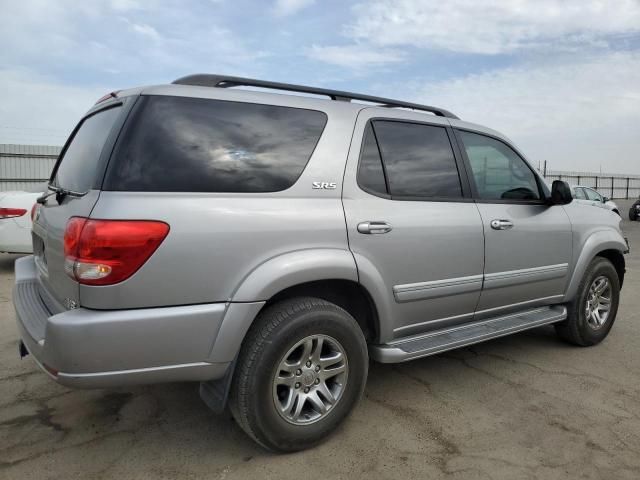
xmin=19 ymin=341 xmax=29 ymax=358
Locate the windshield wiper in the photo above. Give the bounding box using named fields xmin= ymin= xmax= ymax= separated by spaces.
xmin=37 ymin=185 xmax=85 ymax=204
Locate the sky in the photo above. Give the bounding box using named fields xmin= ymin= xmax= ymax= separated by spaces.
xmin=1 ymin=0 xmax=639 ymax=174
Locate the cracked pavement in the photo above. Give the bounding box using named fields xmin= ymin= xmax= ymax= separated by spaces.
xmin=1 ymin=201 xmax=639 ymax=479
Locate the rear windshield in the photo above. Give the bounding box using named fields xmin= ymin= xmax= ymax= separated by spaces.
xmin=104 ymin=96 xmax=327 ymax=192
xmin=52 ymin=106 xmax=122 ymax=193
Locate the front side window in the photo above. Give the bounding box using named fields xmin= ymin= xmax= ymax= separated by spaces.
xmin=372 ymin=121 xmax=462 ymax=198
xmin=574 ymin=187 xmax=587 ymax=199
xmin=106 ymin=96 xmax=327 ymax=192
xmin=459 ymin=131 xmax=540 ymax=201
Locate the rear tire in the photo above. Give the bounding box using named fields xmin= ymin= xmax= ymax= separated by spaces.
xmin=629 ymin=209 xmax=638 ymax=221
xmin=229 ymin=297 xmax=368 ymax=452
xmin=555 ymin=257 xmax=620 ymax=346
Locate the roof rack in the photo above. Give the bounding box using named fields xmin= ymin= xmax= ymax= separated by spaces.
xmin=172 ymin=74 xmax=459 ymax=119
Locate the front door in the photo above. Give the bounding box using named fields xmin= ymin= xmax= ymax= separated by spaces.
xmin=343 ymin=110 xmax=485 ymax=342
xmin=454 ymin=128 xmax=572 ymax=317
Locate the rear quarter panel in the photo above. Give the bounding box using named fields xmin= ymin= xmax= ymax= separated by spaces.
xmin=81 ymin=93 xmax=360 ymax=309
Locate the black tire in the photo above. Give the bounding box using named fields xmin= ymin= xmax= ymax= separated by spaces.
xmin=228 ymin=297 xmax=368 ymax=452
xmin=555 ymin=257 xmax=620 ymax=346
xmin=629 ymin=208 xmax=637 ymax=221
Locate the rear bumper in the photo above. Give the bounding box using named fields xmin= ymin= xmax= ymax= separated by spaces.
xmin=13 ymin=255 xmax=246 ymax=388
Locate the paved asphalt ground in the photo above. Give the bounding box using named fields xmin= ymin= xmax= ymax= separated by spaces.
xmin=1 ymin=201 xmax=639 ymax=480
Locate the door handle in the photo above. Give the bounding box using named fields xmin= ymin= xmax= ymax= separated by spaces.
xmin=357 ymin=221 xmax=392 ymax=234
xmin=490 ymin=219 xmax=514 ymax=230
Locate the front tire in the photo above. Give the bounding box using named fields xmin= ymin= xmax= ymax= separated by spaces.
xmin=629 ymin=209 xmax=638 ymax=221
xmin=229 ymin=297 xmax=368 ymax=452
xmin=555 ymin=257 xmax=620 ymax=346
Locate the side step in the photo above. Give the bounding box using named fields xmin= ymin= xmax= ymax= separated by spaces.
xmin=370 ymin=305 xmax=567 ymax=363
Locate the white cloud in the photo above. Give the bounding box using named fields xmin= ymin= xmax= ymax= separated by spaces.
xmin=0 ymin=69 xmax=107 ymax=145
xmin=406 ymin=51 xmax=640 ymax=173
xmin=129 ymin=22 xmax=161 ymax=41
xmin=0 ymin=1 xmax=267 ymax=83
xmin=308 ymin=44 xmax=406 ymax=68
xmin=109 ymin=0 xmax=141 ymax=11
xmin=347 ymin=0 xmax=640 ymax=54
xmin=273 ymin=0 xmax=315 ymax=17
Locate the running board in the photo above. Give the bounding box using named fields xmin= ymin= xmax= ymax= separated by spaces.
xmin=370 ymin=305 xmax=567 ymax=363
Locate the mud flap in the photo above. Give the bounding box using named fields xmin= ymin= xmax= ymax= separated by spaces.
xmin=199 ymin=360 xmax=235 ymax=414
xmin=19 ymin=341 xmax=29 ymax=359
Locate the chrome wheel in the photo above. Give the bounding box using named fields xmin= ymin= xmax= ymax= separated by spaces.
xmin=272 ymin=334 xmax=348 ymax=425
xmin=585 ymin=275 xmax=612 ymax=330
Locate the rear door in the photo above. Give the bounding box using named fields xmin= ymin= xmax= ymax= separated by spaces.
xmin=32 ymin=100 xmax=130 ymax=308
xmin=454 ymin=128 xmax=572 ymax=317
xmin=343 ymin=110 xmax=485 ymax=341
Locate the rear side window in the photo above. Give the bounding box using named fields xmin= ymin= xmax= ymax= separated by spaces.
xmin=52 ymin=106 xmax=122 ymax=193
xmin=574 ymin=187 xmax=587 ymax=199
xmin=357 ymin=123 xmax=388 ymax=196
xmin=372 ymin=121 xmax=462 ymax=198
xmin=105 ymin=96 xmax=327 ymax=192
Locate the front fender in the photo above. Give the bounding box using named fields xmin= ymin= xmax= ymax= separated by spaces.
xmin=564 ymin=229 xmax=627 ymax=301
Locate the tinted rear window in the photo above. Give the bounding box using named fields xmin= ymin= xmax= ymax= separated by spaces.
xmin=373 ymin=121 xmax=462 ymax=198
xmin=52 ymin=106 xmax=122 ymax=193
xmin=105 ymin=96 xmax=327 ymax=192
xmin=357 ymin=123 xmax=388 ymax=195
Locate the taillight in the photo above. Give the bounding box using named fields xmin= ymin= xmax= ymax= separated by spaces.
xmin=30 ymin=203 xmax=38 ymax=221
xmin=0 ymin=208 xmax=28 ymax=219
xmin=63 ymin=217 xmax=169 ymax=286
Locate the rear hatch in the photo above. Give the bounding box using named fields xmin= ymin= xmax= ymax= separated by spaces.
xmin=32 ymin=98 xmax=132 ymax=308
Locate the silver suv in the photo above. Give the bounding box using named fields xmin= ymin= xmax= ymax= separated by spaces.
xmin=14 ymin=75 xmax=628 ymax=452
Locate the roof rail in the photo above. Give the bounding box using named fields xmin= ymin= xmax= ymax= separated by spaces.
xmin=172 ymin=74 xmax=459 ymax=119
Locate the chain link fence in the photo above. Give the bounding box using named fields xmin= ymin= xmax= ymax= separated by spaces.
xmin=543 ymin=170 xmax=640 ymax=200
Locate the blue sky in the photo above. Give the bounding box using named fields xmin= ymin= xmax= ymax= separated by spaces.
xmin=1 ymin=0 xmax=640 ymax=173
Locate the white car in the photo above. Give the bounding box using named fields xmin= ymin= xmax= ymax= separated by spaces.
xmin=0 ymin=190 xmax=41 ymax=254
xmin=571 ymin=185 xmax=620 ymax=216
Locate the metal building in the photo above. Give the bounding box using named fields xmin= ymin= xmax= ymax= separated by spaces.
xmin=0 ymin=144 xmax=60 ymax=192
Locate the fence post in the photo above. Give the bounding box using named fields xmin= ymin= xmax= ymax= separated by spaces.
xmin=627 ymin=177 xmax=630 ymax=199
xmin=577 ymin=175 xmax=581 ymax=185
xmin=611 ymin=176 xmax=614 ymax=199
xmin=595 ymin=176 xmax=598 ymax=189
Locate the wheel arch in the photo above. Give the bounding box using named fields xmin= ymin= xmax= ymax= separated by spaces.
xmin=209 ymin=249 xmax=381 ymax=364
xmin=265 ymin=279 xmax=380 ymax=342
xmin=564 ymin=231 xmax=627 ymax=301
xmin=596 ymin=249 xmax=625 ymax=288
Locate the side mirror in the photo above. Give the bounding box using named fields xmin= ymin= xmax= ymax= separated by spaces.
xmin=550 ymin=180 xmax=573 ymax=205
xmin=602 ymin=196 xmax=610 ymax=203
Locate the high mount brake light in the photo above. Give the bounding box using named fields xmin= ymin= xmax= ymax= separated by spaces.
xmin=0 ymin=208 xmax=28 ymax=219
xmin=63 ymin=217 xmax=170 ymax=286
xmin=95 ymin=91 xmax=121 ymax=105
